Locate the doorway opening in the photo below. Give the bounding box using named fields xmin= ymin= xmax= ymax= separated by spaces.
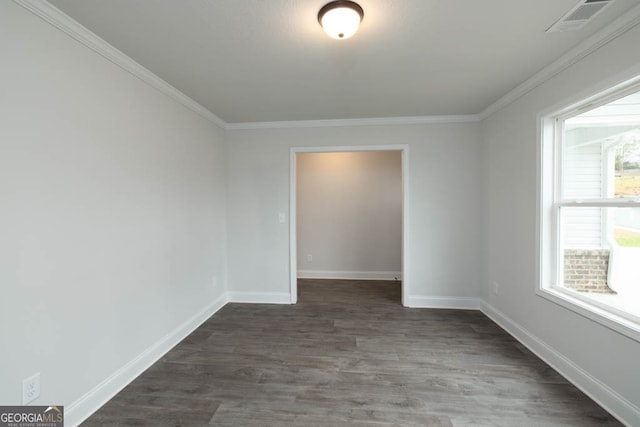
xmin=289 ymin=145 xmax=409 ymax=305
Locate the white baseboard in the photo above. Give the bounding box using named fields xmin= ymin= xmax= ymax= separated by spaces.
xmin=66 ymin=293 xmax=228 ymax=426
xmin=480 ymin=301 xmax=640 ymax=427
xmin=297 ymin=270 xmax=402 ymax=280
xmin=227 ymin=292 xmax=292 ymax=304
xmin=404 ymin=296 xmax=480 ymax=309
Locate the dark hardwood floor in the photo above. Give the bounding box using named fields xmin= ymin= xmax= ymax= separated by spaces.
xmin=82 ymin=279 xmax=621 ymax=426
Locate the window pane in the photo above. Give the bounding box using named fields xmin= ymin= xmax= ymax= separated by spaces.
xmin=542 ymin=83 xmax=640 ymax=336
xmin=563 ymin=90 xmax=640 ymax=200
xmin=614 ymin=208 xmax=640 ymax=247
xmin=560 ymin=206 xmax=640 ymax=317
xmin=614 ymin=139 xmax=640 ymax=198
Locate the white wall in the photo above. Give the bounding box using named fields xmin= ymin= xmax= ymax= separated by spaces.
xmin=296 ymin=151 xmax=402 ymax=279
xmin=0 ymin=2 xmax=227 ymax=423
xmin=226 ymin=122 xmax=482 ymax=306
xmin=480 ymin=22 xmax=640 ymax=425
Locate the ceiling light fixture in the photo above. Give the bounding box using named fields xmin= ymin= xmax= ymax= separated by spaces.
xmin=318 ymin=1 xmax=364 ymax=40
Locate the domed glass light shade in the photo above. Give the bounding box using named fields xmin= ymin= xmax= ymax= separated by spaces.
xmin=318 ymin=1 xmax=364 ymax=40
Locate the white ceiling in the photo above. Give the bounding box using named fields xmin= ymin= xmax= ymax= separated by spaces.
xmin=48 ymin=0 xmax=640 ymax=124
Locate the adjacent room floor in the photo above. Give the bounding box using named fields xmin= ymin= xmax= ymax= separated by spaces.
xmin=82 ymin=279 xmax=621 ymax=426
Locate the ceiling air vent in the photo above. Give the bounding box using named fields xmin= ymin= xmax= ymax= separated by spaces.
xmin=546 ymin=0 xmax=615 ymax=32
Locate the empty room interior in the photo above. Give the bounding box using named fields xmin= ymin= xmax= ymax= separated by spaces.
xmin=2 ymin=0 xmax=640 ymax=425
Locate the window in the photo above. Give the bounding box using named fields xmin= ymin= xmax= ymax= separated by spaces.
xmin=540 ymin=80 xmax=640 ymax=340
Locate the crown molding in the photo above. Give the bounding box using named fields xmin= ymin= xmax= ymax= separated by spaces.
xmin=479 ymin=2 xmax=640 ymax=120
xmin=19 ymin=0 xmax=639 ymax=130
xmin=13 ymin=0 xmax=226 ymax=129
xmin=13 ymin=0 xmax=478 ymax=132
xmin=224 ymin=114 xmax=480 ymax=130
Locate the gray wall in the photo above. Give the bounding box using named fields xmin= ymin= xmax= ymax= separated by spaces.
xmin=296 ymin=151 xmax=402 ymax=279
xmin=0 ymin=1 xmax=227 ymax=419
xmin=480 ymin=22 xmax=640 ymax=424
xmin=226 ymin=122 xmax=482 ymax=306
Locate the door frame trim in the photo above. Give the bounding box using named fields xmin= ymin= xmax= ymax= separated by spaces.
xmin=289 ymin=144 xmax=410 ymax=306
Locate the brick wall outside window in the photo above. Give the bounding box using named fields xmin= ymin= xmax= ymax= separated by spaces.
xmin=564 ymin=249 xmax=615 ymax=294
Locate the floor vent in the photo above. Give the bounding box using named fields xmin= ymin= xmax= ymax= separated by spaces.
xmin=546 ymin=0 xmax=615 ymax=32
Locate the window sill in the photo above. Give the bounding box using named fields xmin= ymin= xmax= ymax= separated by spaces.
xmin=537 ymin=286 xmax=640 ymax=343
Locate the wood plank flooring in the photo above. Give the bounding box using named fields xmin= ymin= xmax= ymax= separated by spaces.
xmin=82 ymin=279 xmax=621 ymax=426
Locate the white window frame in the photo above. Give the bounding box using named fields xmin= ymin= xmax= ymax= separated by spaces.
xmin=538 ymin=77 xmax=640 ymax=343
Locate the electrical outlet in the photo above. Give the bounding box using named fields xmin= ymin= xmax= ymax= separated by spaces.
xmin=23 ymin=373 xmax=40 ymax=405
xmin=307 ymin=254 xmax=312 ymax=262
xmin=492 ymin=281 xmax=500 ymax=295
xmin=211 ymin=276 xmax=217 ymax=290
